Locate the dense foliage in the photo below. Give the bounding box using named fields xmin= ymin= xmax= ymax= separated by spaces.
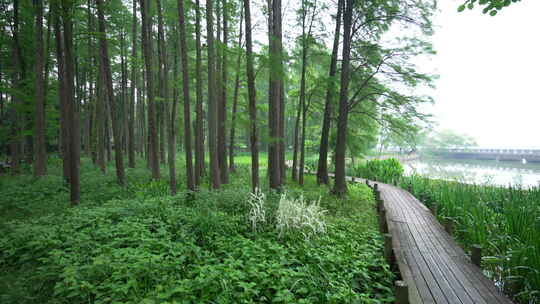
xmin=0 ymin=159 xmax=395 ymax=304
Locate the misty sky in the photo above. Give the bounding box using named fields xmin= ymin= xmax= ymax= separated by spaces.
xmin=425 ymin=0 xmax=540 ymax=148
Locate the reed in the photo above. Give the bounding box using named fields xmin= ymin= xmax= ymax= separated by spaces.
xmin=402 ymin=175 xmax=540 ymax=303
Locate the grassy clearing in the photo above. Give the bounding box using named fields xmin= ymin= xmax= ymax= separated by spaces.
xmin=0 ymin=157 xmax=394 ymax=304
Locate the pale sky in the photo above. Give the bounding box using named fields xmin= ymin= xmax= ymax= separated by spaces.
xmin=425 ymin=0 xmax=540 ymax=148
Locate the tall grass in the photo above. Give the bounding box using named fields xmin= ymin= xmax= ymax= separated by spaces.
xmin=402 ymin=176 xmax=540 ymax=303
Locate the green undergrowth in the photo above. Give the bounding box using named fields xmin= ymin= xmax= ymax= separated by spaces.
xmin=0 ymin=157 xmax=394 ymax=303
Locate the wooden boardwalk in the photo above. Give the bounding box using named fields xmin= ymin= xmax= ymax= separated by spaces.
xmin=373 ymin=181 xmax=514 ymax=304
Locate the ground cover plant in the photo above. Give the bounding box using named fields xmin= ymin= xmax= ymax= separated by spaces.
xmin=0 ymin=158 xmax=395 ymax=304
xmin=353 ymin=158 xmax=540 ymax=303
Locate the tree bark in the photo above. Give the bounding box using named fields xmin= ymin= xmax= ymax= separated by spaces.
xmin=244 ymin=0 xmax=259 ymax=192
xmin=207 ymin=0 xmax=221 ymax=189
xmin=33 ymin=0 xmax=47 ymax=177
xmin=96 ymin=71 xmax=106 ymax=172
xmin=169 ymin=31 xmax=179 ymax=195
xmin=128 ymin=0 xmax=137 ymax=168
xmin=97 ymin=0 xmax=125 ymax=186
xmin=218 ymin=0 xmax=229 ymax=184
xmin=317 ymin=0 xmax=343 ymax=185
xmin=332 ymin=0 xmax=354 ymax=196
xmin=268 ymin=0 xmax=284 ymax=190
xmin=177 ymin=0 xmax=195 ymax=191
xmin=120 ymin=29 xmax=129 ymax=156
xmin=194 ymin=0 xmax=205 ymax=187
xmin=10 ymin=0 xmax=22 ymax=176
xmin=156 ymin=0 xmax=167 ymax=166
xmin=140 ymin=0 xmax=160 ymax=179
xmin=229 ymin=4 xmax=243 ymax=172
xmin=298 ymin=0 xmax=317 ymax=186
xmin=62 ymin=2 xmax=81 ymax=204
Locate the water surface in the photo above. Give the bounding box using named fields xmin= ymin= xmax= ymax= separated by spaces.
xmin=404 ymin=157 xmax=540 ymax=187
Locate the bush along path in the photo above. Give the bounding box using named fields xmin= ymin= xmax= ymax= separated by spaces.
xmin=0 ymin=161 xmax=396 ymax=304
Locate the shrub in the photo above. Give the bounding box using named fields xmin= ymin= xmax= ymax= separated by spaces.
xmin=354 ymin=158 xmax=404 ymax=183
xmin=276 ymin=193 xmax=327 ymax=239
xmin=247 ymin=188 xmax=267 ymax=232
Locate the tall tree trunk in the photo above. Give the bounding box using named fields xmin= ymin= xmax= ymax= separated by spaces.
xmin=298 ymin=0 xmax=317 ymax=186
xmin=62 ymin=2 xmax=81 ymax=204
xmin=268 ymin=0 xmax=283 ymax=190
xmin=317 ymin=0 xmax=342 ymax=185
xmin=299 ymin=93 xmax=308 ymax=185
xmin=218 ymin=0 xmax=229 ymax=184
xmin=332 ymin=0 xmax=353 ymax=196
xmin=229 ymin=4 xmax=243 ymax=172
xmin=54 ymin=10 xmax=70 ymax=181
xmin=207 ymin=0 xmax=221 ymax=189
xmin=96 ymin=72 xmax=106 ymax=172
xmin=244 ymin=0 xmax=259 ymax=192
xmin=194 ymin=0 xmax=205 ymax=186
xmin=33 ymin=0 xmax=47 ymax=177
xmin=140 ymin=0 xmax=160 ymax=179
xmin=169 ymin=29 xmax=179 ymax=195
xmin=128 ymin=0 xmax=137 ymax=168
xmin=120 ymin=29 xmax=129 ymax=156
xmin=97 ymin=0 xmax=125 ymax=186
xmin=156 ymin=0 xmax=167 ymax=166
xmin=177 ymin=0 xmax=195 ymax=191
xmin=10 ymin=0 xmax=22 ymax=176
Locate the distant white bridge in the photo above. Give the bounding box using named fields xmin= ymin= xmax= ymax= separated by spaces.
xmin=433 ymin=148 xmax=540 ymax=163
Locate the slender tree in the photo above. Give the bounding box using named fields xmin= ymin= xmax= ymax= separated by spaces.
xmin=177 ymin=0 xmax=195 ymax=191
xmin=10 ymin=0 xmax=22 ymax=176
xmin=332 ymin=0 xmax=354 ymax=196
xmin=168 ymin=30 xmax=179 ymax=195
xmin=207 ymin=0 xmax=221 ymax=189
xmin=218 ymin=0 xmax=229 ymax=184
xmin=33 ymin=0 xmax=47 ymax=177
xmin=317 ymin=0 xmax=342 ymax=185
xmin=97 ymin=0 xmax=125 ymax=186
xmin=194 ymin=0 xmax=205 ymax=186
xmin=62 ymin=1 xmax=81 ymax=204
xmin=156 ymin=0 xmax=167 ymax=166
xmin=268 ymin=0 xmax=284 ymax=190
xmin=128 ymin=0 xmax=137 ymax=168
xmin=229 ymin=3 xmax=243 ymax=172
xmin=244 ymin=0 xmax=259 ymax=192
xmin=140 ymin=0 xmax=160 ymax=179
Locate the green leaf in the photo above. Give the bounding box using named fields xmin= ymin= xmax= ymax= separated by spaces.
xmin=458 ymin=4 xmax=466 ymax=12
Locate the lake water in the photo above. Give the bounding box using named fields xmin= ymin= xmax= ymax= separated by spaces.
xmin=403 ymin=157 xmax=540 ymax=187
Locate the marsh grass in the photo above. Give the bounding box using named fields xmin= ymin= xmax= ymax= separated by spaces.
xmin=402 ymin=175 xmax=540 ymax=303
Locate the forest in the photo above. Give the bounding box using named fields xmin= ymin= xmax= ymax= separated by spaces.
xmin=0 ymin=0 xmax=447 ymax=303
